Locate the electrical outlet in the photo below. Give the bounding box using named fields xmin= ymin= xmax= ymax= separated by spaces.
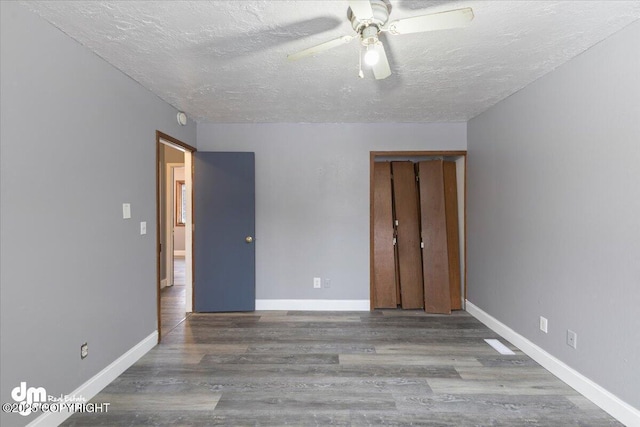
xmin=539 ymin=316 xmax=548 ymax=333
xmin=313 ymin=277 xmax=321 ymax=289
xmin=324 ymin=278 xmax=331 ymax=288
xmin=567 ymin=330 xmax=577 ymax=349
xmin=80 ymin=342 xmax=88 ymax=359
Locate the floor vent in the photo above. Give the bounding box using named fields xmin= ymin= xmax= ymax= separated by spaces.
xmin=485 ymin=338 xmax=515 ymax=355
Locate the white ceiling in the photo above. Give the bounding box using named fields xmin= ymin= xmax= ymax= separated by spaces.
xmin=20 ymin=1 xmax=640 ymax=123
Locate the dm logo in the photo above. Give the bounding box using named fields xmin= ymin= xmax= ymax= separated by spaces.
xmin=11 ymin=382 xmax=47 ymax=416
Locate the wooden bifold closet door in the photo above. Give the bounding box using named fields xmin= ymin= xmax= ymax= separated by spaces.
xmin=443 ymin=161 xmax=462 ymax=310
xmin=391 ymin=162 xmax=424 ymax=309
xmin=372 ymin=162 xmax=397 ymax=308
xmin=418 ymin=160 xmax=461 ymax=314
xmin=372 ymin=158 xmax=461 ymax=313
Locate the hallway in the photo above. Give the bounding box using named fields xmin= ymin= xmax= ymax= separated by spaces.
xmin=160 ymin=257 xmax=187 ymax=335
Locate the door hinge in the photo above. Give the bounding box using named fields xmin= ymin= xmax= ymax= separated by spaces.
xmin=420 ymin=241 xmax=424 ymax=249
xmin=394 ymin=219 xmax=399 ymax=227
xmin=393 ymin=237 xmax=397 ymax=246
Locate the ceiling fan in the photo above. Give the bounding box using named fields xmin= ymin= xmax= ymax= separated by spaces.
xmin=287 ymin=0 xmax=474 ymax=80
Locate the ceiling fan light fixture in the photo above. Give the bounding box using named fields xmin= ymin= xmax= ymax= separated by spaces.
xmin=287 ymin=1 xmax=474 ymax=80
xmin=364 ymin=44 xmax=380 ymax=66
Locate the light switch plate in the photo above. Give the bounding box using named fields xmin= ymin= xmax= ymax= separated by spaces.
xmin=122 ymin=203 xmax=131 ymax=219
xmin=140 ymin=221 xmax=147 ymax=235
xmin=539 ymin=316 xmax=548 ymax=333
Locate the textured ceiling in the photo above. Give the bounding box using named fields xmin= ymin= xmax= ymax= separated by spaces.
xmin=19 ymin=1 xmax=640 ymax=123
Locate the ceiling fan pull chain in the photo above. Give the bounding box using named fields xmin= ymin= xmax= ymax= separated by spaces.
xmin=358 ymin=43 xmax=364 ymax=78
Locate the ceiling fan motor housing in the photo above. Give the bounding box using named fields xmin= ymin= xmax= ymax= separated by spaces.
xmin=361 ymin=25 xmax=379 ymax=46
xmin=349 ymin=0 xmax=392 ymax=33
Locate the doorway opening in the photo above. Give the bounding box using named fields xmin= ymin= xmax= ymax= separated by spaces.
xmin=156 ymin=131 xmax=196 ymax=342
xmin=165 ymin=162 xmax=185 ymax=290
xmin=369 ymin=150 xmax=467 ymax=312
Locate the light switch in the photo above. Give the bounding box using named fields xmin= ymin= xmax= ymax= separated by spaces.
xmin=122 ymin=203 xmax=131 ymax=219
xmin=140 ymin=221 xmax=147 ymax=235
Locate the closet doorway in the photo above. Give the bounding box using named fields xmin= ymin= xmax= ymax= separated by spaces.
xmin=369 ymin=151 xmax=467 ymax=313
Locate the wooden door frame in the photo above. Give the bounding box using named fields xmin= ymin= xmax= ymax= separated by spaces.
xmin=369 ymin=150 xmax=467 ymax=310
xmin=156 ymin=131 xmax=196 ymax=342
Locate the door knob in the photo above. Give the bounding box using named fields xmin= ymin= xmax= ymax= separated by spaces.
xmin=245 ymin=236 xmax=253 ymax=243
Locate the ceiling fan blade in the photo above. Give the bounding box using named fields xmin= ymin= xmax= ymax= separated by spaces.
xmin=287 ymin=35 xmax=354 ymax=61
xmin=386 ymin=7 xmax=474 ymax=35
xmin=348 ymin=0 xmax=374 ymax=20
xmin=371 ymin=42 xmax=391 ymax=80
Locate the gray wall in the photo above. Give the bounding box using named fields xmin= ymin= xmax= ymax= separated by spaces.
xmin=197 ymin=123 xmax=466 ymax=300
xmin=467 ymin=20 xmax=640 ymax=408
xmin=0 ymin=3 xmax=196 ymax=426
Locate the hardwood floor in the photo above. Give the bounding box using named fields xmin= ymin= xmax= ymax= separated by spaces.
xmin=63 ymin=310 xmax=620 ymax=426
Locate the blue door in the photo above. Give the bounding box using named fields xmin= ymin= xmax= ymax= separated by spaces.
xmin=194 ymin=152 xmax=255 ymax=312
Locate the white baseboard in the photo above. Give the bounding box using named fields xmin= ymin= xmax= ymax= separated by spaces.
xmin=27 ymin=331 xmax=158 ymax=427
xmin=255 ymin=299 xmax=370 ymax=311
xmin=173 ymin=250 xmax=185 ymax=257
xmin=160 ymin=278 xmax=168 ymax=289
xmin=465 ymin=300 xmax=640 ymax=427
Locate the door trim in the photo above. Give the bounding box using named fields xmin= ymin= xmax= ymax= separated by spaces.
xmin=369 ymin=150 xmax=467 ymax=311
xmin=156 ymin=131 xmax=196 ymax=343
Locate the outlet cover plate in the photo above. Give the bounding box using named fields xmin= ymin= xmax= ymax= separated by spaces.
xmin=567 ymin=330 xmax=577 ymax=349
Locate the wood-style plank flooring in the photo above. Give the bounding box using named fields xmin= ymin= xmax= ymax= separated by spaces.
xmin=160 ymin=257 xmax=188 ymax=335
xmin=64 ymin=310 xmax=620 ymax=426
